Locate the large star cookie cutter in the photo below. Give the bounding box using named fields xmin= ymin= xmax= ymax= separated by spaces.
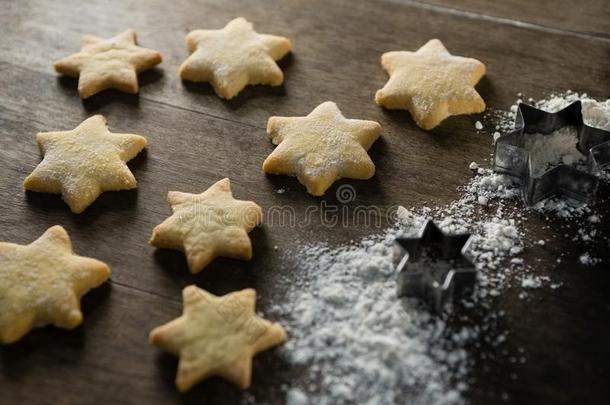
xmin=493 ymin=101 xmax=610 ymax=205
xmin=394 ymin=220 xmax=477 ymax=313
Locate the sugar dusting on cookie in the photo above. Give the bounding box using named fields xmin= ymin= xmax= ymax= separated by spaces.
xmin=261 ymin=92 xmax=609 ymax=405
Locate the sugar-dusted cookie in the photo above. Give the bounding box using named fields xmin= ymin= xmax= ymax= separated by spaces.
xmin=23 ymin=115 xmax=147 ymax=214
xmin=0 ymin=226 xmax=110 ymax=344
xmin=54 ymin=29 xmax=162 ymax=99
xmin=178 ymin=17 xmax=292 ymax=99
xmin=150 ymin=178 xmax=262 ymax=274
xmin=150 ymin=286 xmax=286 ymax=392
xmin=262 ymin=101 xmax=381 ymax=196
xmin=375 ymin=39 xmax=486 ymax=130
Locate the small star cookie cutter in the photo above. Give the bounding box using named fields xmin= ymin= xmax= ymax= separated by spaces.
xmin=394 ymin=220 xmax=477 ymax=313
xmin=492 ymin=101 xmax=610 ymax=205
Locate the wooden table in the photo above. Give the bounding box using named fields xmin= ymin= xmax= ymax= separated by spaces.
xmin=0 ymin=0 xmax=608 ymax=404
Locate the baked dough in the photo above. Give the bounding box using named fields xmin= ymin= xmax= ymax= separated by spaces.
xmin=179 ymin=17 xmax=292 ymax=99
xmin=375 ymin=39 xmax=486 ymax=130
xmin=23 ymin=115 xmax=147 ymax=213
xmin=149 ymin=178 xmax=262 ymax=273
xmin=0 ymin=226 xmax=110 ymax=344
xmin=54 ymin=29 xmax=162 ymax=99
xmin=263 ymin=101 xmax=381 ymax=196
xmin=149 ymin=286 xmax=286 ymax=392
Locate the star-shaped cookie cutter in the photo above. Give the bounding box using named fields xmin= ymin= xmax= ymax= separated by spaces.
xmin=394 ymin=220 xmax=477 ymax=313
xmin=492 ymin=101 xmax=610 ymax=205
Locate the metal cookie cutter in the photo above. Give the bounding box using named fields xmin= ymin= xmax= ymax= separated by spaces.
xmin=394 ymin=220 xmax=477 ymax=313
xmin=493 ymin=101 xmax=610 ymax=205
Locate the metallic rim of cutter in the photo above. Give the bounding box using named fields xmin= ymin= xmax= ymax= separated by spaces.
xmin=394 ymin=219 xmax=477 ymax=313
xmin=492 ymin=101 xmax=610 ymax=206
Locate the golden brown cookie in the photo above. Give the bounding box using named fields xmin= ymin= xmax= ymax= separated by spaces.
xmin=0 ymin=226 xmax=110 ymax=344
xmin=54 ymin=29 xmax=162 ymax=99
xmin=150 ymin=286 xmax=286 ymax=392
xmin=375 ymin=39 xmax=486 ymax=130
xmin=149 ymin=178 xmax=262 ymax=273
xmin=23 ymin=115 xmax=147 ymax=213
xmin=262 ymin=101 xmax=381 ymax=196
xmin=179 ymin=17 xmax=292 ymax=99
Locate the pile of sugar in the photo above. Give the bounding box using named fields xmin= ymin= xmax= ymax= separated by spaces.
xmin=281 ymin=228 xmax=466 ymax=405
xmin=277 ymin=205 xmax=521 ymax=405
xmin=524 ymin=128 xmax=585 ymax=177
xmin=274 ymin=179 xmax=528 ymax=405
xmin=523 ymin=92 xmax=610 ymax=178
xmin=537 ymin=92 xmax=610 ymax=129
xmin=267 ymin=92 xmax=609 ymax=405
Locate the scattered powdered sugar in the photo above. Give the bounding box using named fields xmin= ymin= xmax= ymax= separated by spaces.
xmin=579 ymin=252 xmax=601 ymax=266
xmin=532 ymin=197 xmax=591 ymax=219
xmin=276 ymin=206 xmax=516 ymax=405
xmin=275 ymin=179 xmax=526 ymax=404
xmin=285 ymin=388 xmax=309 ymax=405
xmin=468 ymin=168 xmax=520 ymax=202
xmin=278 ymin=229 xmax=468 ymax=405
xmin=265 ymin=91 xmax=608 ymax=405
xmin=521 ymin=275 xmax=547 ymax=289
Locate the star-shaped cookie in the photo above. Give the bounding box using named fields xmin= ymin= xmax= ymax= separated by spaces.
xmin=54 ymin=29 xmax=162 ymax=99
xmin=262 ymin=101 xmax=381 ymax=196
xmin=150 ymin=286 xmax=286 ymax=392
xmin=150 ymin=178 xmax=263 ymax=274
xmin=23 ymin=115 xmax=147 ymax=214
xmin=178 ymin=17 xmax=292 ymax=99
xmin=375 ymin=39 xmax=486 ymax=130
xmin=0 ymin=226 xmax=110 ymax=344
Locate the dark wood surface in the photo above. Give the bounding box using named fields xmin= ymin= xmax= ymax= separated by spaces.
xmin=413 ymin=0 xmax=610 ymax=38
xmin=0 ymin=0 xmax=609 ymax=404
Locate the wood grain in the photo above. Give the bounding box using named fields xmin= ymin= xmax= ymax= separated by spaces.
xmin=412 ymin=0 xmax=610 ymax=38
xmin=0 ymin=0 xmax=609 ymax=404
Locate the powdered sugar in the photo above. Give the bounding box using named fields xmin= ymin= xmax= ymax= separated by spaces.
xmin=277 ymin=209 xmax=509 ymax=405
xmin=279 ymin=230 xmax=468 ymax=405
xmin=579 ymin=252 xmax=601 ymax=266
xmin=276 ymin=184 xmax=526 ymax=404
xmin=524 ymin=128 xmax=585 ymax=177
xmin=521 ymin=275 xmax=547 ymax=289
xmin=535 ymin=92 xmax=610 ymax=131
